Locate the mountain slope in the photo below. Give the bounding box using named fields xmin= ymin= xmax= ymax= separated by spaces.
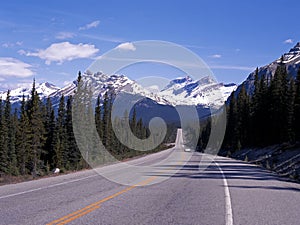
xmin=1 ymin=71 xmax=236 ymax=109
xmin=0 ymin=82 xmax=60 ymax=103
xmin=51 ymin=72 xmax=236 ymax=107
xmin=240 ymin=42 xmax=300 ymax=94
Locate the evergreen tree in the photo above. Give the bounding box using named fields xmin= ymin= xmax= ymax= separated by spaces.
xmin=223 ymin=92 xmax=239 ymax=149
xmin=269 ymin=65 xmax=289 ymax=143
xmin=16 ymin=95 xmax=31 ymax=175
xmin=95 ymin=95 xmax=102 ymax=138
xmin=28 ymin=79 xmax=46 ymax=176
xmin=236 ymin=84 xmax=250 ymax=147
xmin=130 ymin=107 xmax=137 ymax=136
xmin=294 ymin=68 xmax=300 ymax=140
xmin=53 ymin=95 xmax=67 ymax=169
xmin=43 ymin=97 xmax=55 ymax=170
xmin=65 ymin=96 xmax=81 ymax=170
xmin=8 ymin=108 xmax=18 ymax=175
xmin=250 ymin=68 xmax=261 ymax=145
xmin=286 ymin=78 xmax=296 ymax=141
xmin=102 ymin=91 xmax=109 ymax=147
xmin=0 ymin=93 xmax=9 ymax=173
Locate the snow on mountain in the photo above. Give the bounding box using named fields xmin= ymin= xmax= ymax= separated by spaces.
xmin=278 ymin=42 xmax=300 ymax=64
xmin=0 ymin=82 xmax=60 ymax=103
xmin=159 ymin=76 xmax=237 ymax=106
xmin=2 ymin=71 xmax=236 ymax=108
xmin=241 ymin=42 xmax=300 ymax=94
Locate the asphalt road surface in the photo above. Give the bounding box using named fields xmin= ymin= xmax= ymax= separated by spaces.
xmin=0 ymin=131 xmax=299 ymax=225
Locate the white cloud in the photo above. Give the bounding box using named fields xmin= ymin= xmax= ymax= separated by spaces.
xmin=18 ymin=49 xmax=26 ymax=55
xmin=63 ymin=80 xmax=73 ymax=86
xmin=55 ymin=32 xmax=76 ymax=40
xmin=0 ymin=57 xmax=35 ymax=78
xmin=210 ymin=65 xmax=255 ymax=71
xmin=2 ymin=41 xmax=23 ymax=48
xmin=116 ymin=42 xmax=136 ymax=51
xmin=0 ymin=82 xmax=33 ymax=92
xmin=284 ymin=39 xmax=293 ymax=44
xmin=79 ymin=20 xmax=100 ymax=30
xmin=210 ymin=54 xmax=222 ymax=58
xmin=25 ymin=42 xmax=99 ymax=65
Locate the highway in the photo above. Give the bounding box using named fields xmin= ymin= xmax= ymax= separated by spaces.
xmin=0 ymin=130 xmax=299 ymax=225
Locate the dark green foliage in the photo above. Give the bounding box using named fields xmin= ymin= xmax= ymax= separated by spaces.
xmin=0 ymin=72 xmax=175 ymax=178
xmin=43 ymin=97 xmax=55 ymax=170
xmin=53 ymin=95 xmax=67 ymax=169
xmin=294 ymin=68 xmax=300 ymax=139
xmin=65 ymin=96 xmax=81 ymax=170
xmin=16 ymin=95 xmax=31 ymax=175
xmin=220 ymin=64 xmax=299 ymax=152
xmin=0 ymin=94 xmax=9 ymax=174
xmin=27 ymin=80 xmax=46 ymax=176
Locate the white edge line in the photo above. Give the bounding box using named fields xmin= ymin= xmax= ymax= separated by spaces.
xmin=0 ymin=174 xmax=98 ymax=200
xmin=0 ymin=149 xmax=173 ymax=200
xmin=214 ymin=160 xmax=234 ymax=225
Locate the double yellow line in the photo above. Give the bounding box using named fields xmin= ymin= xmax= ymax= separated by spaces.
xmin=47 ymin=151 xmax=188 ymax=225
xmin=47 ymin=176 xmax=157 ymax=225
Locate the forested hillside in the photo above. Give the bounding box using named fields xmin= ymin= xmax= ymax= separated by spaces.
xmin=222 ymin=62 xmax=300 ymax=152
xmin=0 ymin=72 xmax=171 ymax=180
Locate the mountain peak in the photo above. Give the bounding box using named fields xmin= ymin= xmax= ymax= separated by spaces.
xmin=236 ymin=41 xmax=300 ymax=95
xmin=288 ymin=42 xmax=300 ymax=54
xmin=173 ymin=76 xmax=193 ymax=83
xmin=0 ymin=82 xmax=60 ymax=103
xmin=277 ymin=42 xmax=300 ymax=63
xmin=2 ymin=71 xmax=236 ymax=108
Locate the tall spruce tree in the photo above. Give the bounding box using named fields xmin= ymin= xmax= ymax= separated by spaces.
xmin=0 ymin=93 xmax=9 ymax=173
xmin=43 ymin=97 xmax=55 ymax=170
xmin=236 ymin=84 xmax=250 ymax=147
xmin=16 ymin=95 xmax=31 ymax=175
xmin=65 ymin=96 xmax=81 ymax=170
xmin=269 ymin=65 xmax=289 ymax=143
xmin=28 ymin=79 xmax=46 ymax=176
xmin=286 ymin=78 xmax=296 ymax=142
xmin=53 ymin=95 xmax=67 ymax=169
xmin=294 ymin=68 xmax=300 ymax=140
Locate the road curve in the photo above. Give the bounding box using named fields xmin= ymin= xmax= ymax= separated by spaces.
xmin=0 ymin=145 xmax=299 ymax=224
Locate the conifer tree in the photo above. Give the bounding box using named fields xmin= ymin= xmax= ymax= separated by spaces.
xmin=95 ymin=95 xmax=102 ymax=138
xmin=65 ymin=96 xmax=81 ymax=170
xmin=28 ymin=79 xmax=46 ymax=176
xmin=8 ymin=108 xmax=18 ymax=175
xmin=16 ymin=95 xmax=31 ymax=175
xmin=286 ymin=78 xmax=295 ymax=141
xmin=53 ymin=95 xmax=67 ymax=169
xmin=0 ymin=93 xmax=9 ymax=173
xmin=294 ymin=68 xmax=300 ymax=140
xmin=236 ymin=84 xmax=250 ymax=146
xmin=43 ymin=97 xmax=55 ymax=169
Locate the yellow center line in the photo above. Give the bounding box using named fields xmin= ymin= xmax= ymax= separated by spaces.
xmin=57 ymin=205 xmax=100 ymax=225
xmin=46 ymin=176 xmax=157 ymax=225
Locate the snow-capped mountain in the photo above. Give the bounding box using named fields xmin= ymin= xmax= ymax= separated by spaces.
xmin=241 ymin=42 xmax=300 ymax=94
xmin=0 ymin=82 xmax=60 ymax=103
xmin=160 ymin=76 xmax=236 ymax=106
xmin=49 ymin=71 xmax=236 ymax=107
xmin=1 ymin=71 xmax=236 ymax=108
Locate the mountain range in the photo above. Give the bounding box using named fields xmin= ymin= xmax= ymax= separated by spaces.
xmin=239 ymin=42 xmax=300 ymax=94
xmin=0 ymin=71 xmax=237 ymax=109
xmin=2 ymin=42 xmax=300 ymax=112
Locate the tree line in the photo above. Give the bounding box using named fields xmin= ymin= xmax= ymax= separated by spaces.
xmin=0 ymin=72 xmax=167 ymax=178
xmin=221 ymin=62 xmax=300 ymax=154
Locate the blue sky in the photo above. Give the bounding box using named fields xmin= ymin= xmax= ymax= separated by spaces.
xmin=0 ymin=0 xmax=300 ymax=91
